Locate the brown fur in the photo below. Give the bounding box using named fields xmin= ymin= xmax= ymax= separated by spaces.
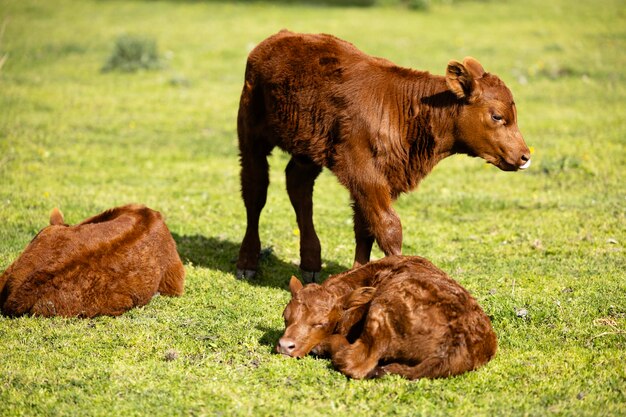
xmin=236 ymin=30 xmax=530 ymax=277
xmin=0 ymin=204 xmax=185 ymax=317
xmin=277 ymin=256 xmax=497 ymax=380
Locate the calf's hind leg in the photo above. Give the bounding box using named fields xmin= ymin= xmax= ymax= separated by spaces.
xmin=158 ymin=259 xmax=185 ymax=296
xmin=237 ymin=139 xmax=272 ymax=279
xmin=286 ymin=156 xmax=323 ymax=282
xmin=367 ymin=356 xmax=453 ymax=380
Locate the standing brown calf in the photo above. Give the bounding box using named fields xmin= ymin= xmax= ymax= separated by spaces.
xmin=277 ymin=256 xmax=497 ymax=380
xmin=0 ymin=204 xmax=185 ymax=317
xmin=236 ymin=30 xmax=531 ymax=280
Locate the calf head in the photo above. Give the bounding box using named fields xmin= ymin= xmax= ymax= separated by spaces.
xmin=277 ymin=276 xmax=376 ymax=358
xmin=446 ymin=57 xmax=531 ymax=171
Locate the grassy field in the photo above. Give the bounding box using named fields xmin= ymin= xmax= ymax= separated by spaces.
xmin=0 ymin=0 xmax=624 ymax=415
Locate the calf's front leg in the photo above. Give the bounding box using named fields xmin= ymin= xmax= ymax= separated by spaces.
xmin=352 ymin=203 xmax=376 ymax=268
xmin=352 ymin=191 xmax=402 ymax=267
xmin=315 ymin=334 xmax=382 ymax=379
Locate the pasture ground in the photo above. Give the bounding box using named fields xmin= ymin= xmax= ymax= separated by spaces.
xmin=0 ymin=0 xmax=624 ymax=415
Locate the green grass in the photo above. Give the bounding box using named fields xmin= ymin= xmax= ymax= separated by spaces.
xmin=0 ymin=0 xmax=624 ymax=415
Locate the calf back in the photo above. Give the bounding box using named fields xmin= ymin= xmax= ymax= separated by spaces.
xmin=364 ymin=257 xmax=498 ymax=372
xmin=0 ymin=204 xmax=185 ymax=317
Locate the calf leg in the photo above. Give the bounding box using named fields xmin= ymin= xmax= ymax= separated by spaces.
xmin=286 ymin=156 xmax=323 ymax=282
xmin=372 ymin=205 xmax=402 ymax=258
xmin=237 ymin=141 xmax=272 ymax=279
xmin=351 ymin=188 xmax=402 ymax=267
xmin=320 ymin=335 xmax=384 ymax=380
xmin=352 ymin=203 xmax=375 ymax=268
xmin=367 ymin=335 xmax=478 ymax=380
xmin=158 ymin=260 xmax=185 ymax=296
xmin=368 ymin=357 xmax=453 ymax=380
xmin=95 ymin=293 xmax=136 ymax=317
xmin=317 ymin=304 xmax=390 ymax=379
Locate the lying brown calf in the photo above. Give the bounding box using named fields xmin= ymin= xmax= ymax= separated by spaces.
xmin=277 ymin=256 xmax=497 ymax=379
xmin=0 ymin=204 xmax=185 ymax=317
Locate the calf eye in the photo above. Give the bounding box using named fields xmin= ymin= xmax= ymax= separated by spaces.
xmin=491 ymin=114 xmax=503 ymax=122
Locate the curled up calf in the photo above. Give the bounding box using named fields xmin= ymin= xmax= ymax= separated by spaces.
xmin=277 ymin=256 xmax=497 ymax=380
xmin=0 ymin=204 xmax=185 ymax=318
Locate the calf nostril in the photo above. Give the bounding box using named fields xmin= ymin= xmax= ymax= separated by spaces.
xmin=519 ymin=154 xmax=532 ymax=170
xmin=278 ymin=338 xmax=297 ymax=354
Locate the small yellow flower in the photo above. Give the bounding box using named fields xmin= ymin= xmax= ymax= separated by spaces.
xmin=293 ymin=228 xmax=300 ymax=237
xmin=529 ymin=146 xmax=535 ymax=154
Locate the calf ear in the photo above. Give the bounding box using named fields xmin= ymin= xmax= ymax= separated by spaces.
xmin=446 ymin=57 xmax=484 ymax=102
xmin=49 ymin=208 xmax=65 ymax=225
xmin=289 ymin=276 xmax=303 ymax=296
xmin=344 ymin=287 xmax=376 ymax=310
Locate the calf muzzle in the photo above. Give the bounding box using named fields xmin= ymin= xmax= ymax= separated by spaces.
xmin=277 ymin=337 xmax=297 ymax=356
xmin=519 ymin=154 xmax=531 ymax=170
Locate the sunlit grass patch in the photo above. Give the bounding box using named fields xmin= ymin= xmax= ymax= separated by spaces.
xmin=0 ymin=0 xmax=624 ymax=416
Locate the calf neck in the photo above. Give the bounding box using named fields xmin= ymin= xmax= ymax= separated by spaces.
xmin=236 ymin=30 xmax=530 ymax=279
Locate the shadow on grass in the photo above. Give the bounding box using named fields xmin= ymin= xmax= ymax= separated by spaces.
xmin=257 ymin=325 xmax=284 ymax=351
xmin=172 ymin=233 xmax=350 ymax=290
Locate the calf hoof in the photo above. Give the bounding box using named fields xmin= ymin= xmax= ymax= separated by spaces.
xmin=301 ymin=270 xmax=321 ymax=284
xmin=311 ymin=342 xmax=329 ymax=357
xmin=310 ymin=344 xmax=323 ymax=356
xmin=366 ymin=366 xmax=388 ymax=379
xmin=236 ymin=269 xmax=256 ymax=280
